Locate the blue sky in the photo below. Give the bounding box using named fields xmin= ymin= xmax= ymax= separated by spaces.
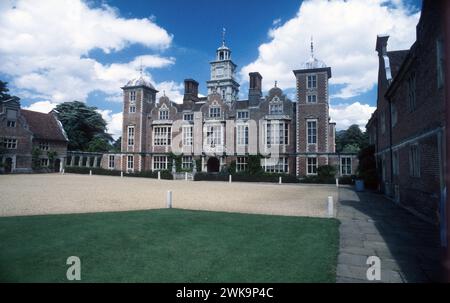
xmin=0 ymin=0 xmax=422 ymax=137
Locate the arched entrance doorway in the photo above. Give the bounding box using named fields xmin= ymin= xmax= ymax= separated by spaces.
xmin=54 ymin=159 xmax=61 ymax=172
xmin=4 ymin=158 xmax=12 ymax=173
xmin=207 ymin=157 xmax=220 ymax=173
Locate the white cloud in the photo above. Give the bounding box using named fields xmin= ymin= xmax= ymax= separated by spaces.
xmin=96 ymin=109 xmax=123 ymax=140
xmin=0 ymin=0 xmax=174 ymax=104
xmin=330 ymin=102 xmax=376 ymax=131
xmin=155 ymin=81 xmax=184 ymax=103
xmin=240 ymin=0 xmax=420 ymax=98
xmin=0 ymin=0 xmax=172 ymax=56
xmin=23 ymin=100 xmax=57 ymax=113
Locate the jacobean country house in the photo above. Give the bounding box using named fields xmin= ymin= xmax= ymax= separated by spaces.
xmin=1 ymin=36 xmax=357 ymax=177
xmin=366 ymin=0 xmax=446 ymax=225
xmin=97 ymin=39 xmax=357 ymax=177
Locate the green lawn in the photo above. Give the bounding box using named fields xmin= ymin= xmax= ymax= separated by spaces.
xmin=0 ymin=209 xmax=339 ymax=282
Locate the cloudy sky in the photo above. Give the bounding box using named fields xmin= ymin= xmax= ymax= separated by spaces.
xmin=0 ymin=0 xmax=422 ymax=138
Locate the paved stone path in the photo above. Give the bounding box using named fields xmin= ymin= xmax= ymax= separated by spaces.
xmin=336 ymin=186 xmax=440 ymax=282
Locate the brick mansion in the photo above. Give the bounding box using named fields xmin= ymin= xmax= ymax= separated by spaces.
xmin=1 ymin=38 xmax=357 ymax=177
xmin=101 ymin=38 xmax=356 ymax=177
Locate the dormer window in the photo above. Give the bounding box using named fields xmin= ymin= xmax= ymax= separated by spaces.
xmin=209 ymin=106 xmax=221 ymax=118
xmin=183 ymin=113 xmax=194 ymax=121
xmin=237 ymin=110 xmax=249 ymax=120
xmin=269 ymin=104 xmax=283 ymax=115
xmin=130 ymin=91 xmax=136 ymax=102
xmin=307 ymin=75 xmax=317 ymax=88
xmin=159 ymin=109 xmax=169 ymax=120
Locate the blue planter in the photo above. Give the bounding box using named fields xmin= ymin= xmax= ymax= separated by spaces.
xmin=355 ymin=179 xmax=365 ymax=192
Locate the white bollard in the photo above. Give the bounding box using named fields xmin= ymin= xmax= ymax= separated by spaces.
xmin=120 ymin=171 xmax=123 ymax=178
xmin=279 ymin=176 xmax=282 ymax=184
xmin=167 ymin=190 xmax=173 ymax=208
xmin=327 ymin=196 xmax=334 ymax=218
xmin=229 ymin=174 xmax=232 ymax=183
xmin=336 ymin=178 xmax=339 ymax=187
xmin=62 ymin=169 xmax=65 ymax=175
xmin=158 ymin=171 xmax=161 ymax=180
xmin=185 ymin=172 xmax=188 ymax=181
xmin=89 ymin=170 xmax=92 ymax=176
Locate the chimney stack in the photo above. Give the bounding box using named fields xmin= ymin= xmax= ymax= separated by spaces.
xmin=183 ymin=79 xmax=199 ymax=102
xmin=248 ymin=72 xmax=262 ymax=106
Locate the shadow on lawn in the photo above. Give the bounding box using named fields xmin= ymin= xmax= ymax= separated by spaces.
xmin=339 ymin=189 xmax=441 ymax=282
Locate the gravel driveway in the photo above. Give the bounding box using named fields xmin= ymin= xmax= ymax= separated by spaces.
xmin=0 ymin=174 xmax=338 ymax=218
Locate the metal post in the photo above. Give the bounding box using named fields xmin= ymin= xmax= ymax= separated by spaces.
xmin=327 ymin=196 xmax=334 ymax=218
xmin=158 ymin=171 xmax=161 ymax=180
xmin=185 ymin=172 xmax=188 ymax=181
xmin=167 ymin=190 xmax=173 ymax=208
xmin=229 ymin=174 xmax=232 ymax=183
xmin=120 ymin=171 xmax=123 ymax=178
xmin=279 ymin=176 xmax=282 ymax=184
xmin=89 ymin=170 xmax=92 ymax=176
xmin=336 ymin=178 xmax=339 ymax=187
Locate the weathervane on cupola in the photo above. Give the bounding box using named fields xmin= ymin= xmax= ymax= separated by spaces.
xmin=300 ymin=35 xmax=327 ymax=70
xmin=222 ymin=27 xmax=226 ymax=46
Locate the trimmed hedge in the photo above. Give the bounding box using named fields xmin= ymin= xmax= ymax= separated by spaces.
xmin=300 ymin=175 xmax=355 ymax=185
xmin=194 ymin=172 xmax=299 ymax=183
xmin=300 ymin=176 xmax=335 ymax=184
xmin=65 ymin=166 xmax=172 ymax=179
xmin=127 ymin=170 xmax=173 ymax=180
xmin=65 ymin=166 xmax=121 ymax=176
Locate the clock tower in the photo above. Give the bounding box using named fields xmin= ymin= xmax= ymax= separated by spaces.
xmin=206 ymin=29 xmax=239 ymax=103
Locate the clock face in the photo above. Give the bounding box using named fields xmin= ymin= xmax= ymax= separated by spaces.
xmin=216 ymin=67 xmax=223 ymax=77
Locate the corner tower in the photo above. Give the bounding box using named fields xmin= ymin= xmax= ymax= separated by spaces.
xmin=121 ymin=73 xmax=158 ymax=172
xmin=293 ymin=39 xmax=333 ymax=176
xmin=206 ymin=29 xmax=239 ymax=103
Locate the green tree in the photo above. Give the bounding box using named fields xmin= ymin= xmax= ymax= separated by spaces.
xmin=54 ymin=101 xmax=112 ymax=151
xmin=336 ymin=124 xmax=369 ymax=153
xmin=87 ymin=136 xmax=111 ymax=152
xmin=111 ymin=137 xmax=121 ymax=152
xmin=0 ymin=80 xmax=13 ymax=101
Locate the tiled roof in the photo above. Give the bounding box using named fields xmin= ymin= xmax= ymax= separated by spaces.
xmin=21 ymin=109 xmax=68 ymax=141
xmin=235 ymin=100 xmax=249 ymax=109
xmin=387 ymin=50 xmax=409 ymax=79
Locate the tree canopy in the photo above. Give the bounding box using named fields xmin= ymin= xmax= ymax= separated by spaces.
xmin=335 ymin=124 xmax=369 ymax=153
xmin=111 ymin=137 xmax=121 ymax=152
xmin=55 ymin=101 xmax=113 ymax=151
xmin=0 ymin=80 xmax=13 ymax=101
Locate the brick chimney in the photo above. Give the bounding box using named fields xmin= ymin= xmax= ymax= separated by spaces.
xmin=248 ymin=72 xmax=262 ymax=106
xmin=183 ymin=79 xmax=199 ymax=102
